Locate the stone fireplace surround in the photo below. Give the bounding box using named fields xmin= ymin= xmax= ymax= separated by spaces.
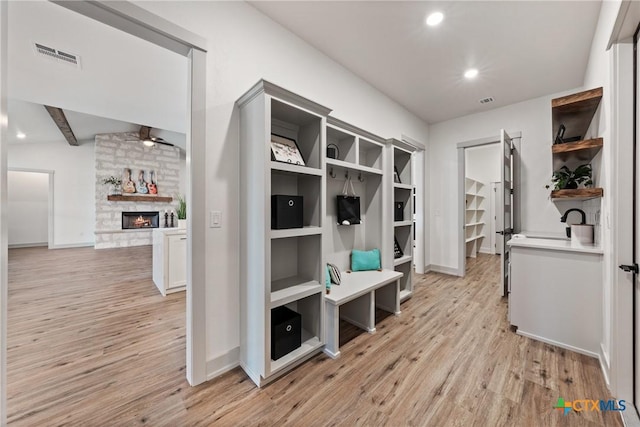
xmin=95 ymin=132 xmax=181 ymax=249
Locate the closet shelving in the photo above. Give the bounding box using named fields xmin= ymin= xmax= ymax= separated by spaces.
xmin=550 ymin=87 xmax=604 ymax=201
xmin=237 ymin=80 xmax=329 ymax=386
xmin=324 ymin=117 xmax=386 ymax=273
xmin=465 ymin=177 xmax=486 ymax=258
xmin=391 ymin=141 xmax=414 ymax=301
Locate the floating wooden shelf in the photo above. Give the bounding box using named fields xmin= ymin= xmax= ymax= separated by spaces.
xmin=552 ymin=138 xmax=603 ymax=170
xmin=551 ymin=87 xmax=602 ymax=142
xmin=551 ymin=188 xmax=603 ymax=201
xmin=108 ymin=195 xmax=173 ymax=203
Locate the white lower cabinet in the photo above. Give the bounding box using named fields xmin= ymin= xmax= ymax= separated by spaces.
xmin=508 ymin=238 xmax=602 ymax=356
xmin=153 ymin=228 xmax=187 ymax=296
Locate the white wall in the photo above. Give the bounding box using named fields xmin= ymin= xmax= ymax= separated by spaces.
xmin=134 ymin=1 xmax=430 ymax=375
xmin=429 ymin=89 xmax=586 ymax=270
xmin=8 ymin=141 xmax=94 ymax=247
xmin=7 ymin=170 xmax=48 ymax=246
xmin=465 ymin=144 xmax=500 ymax=253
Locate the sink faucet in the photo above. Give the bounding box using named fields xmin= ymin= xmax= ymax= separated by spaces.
xmin=560 ymin=208 xmax=587 ymax=224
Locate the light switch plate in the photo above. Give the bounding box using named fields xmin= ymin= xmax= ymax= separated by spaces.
xmin=211 ymin=211 xmax=221 ymax=228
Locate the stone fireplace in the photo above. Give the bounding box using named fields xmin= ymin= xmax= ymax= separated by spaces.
xmin=94 ymin=132 xmax=181 ymax=249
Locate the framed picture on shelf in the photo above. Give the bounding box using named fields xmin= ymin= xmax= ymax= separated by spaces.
xmin=393 ymin=166 xmax=401 ymax=184
xmin=270 ymin=134 xmax=305 ymax=166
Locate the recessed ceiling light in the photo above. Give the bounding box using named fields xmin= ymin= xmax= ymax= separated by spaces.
xmin=426 ymin=12 xmax=444 ymax=27
xmin=16 ymin=132 xmax=26 ymax=139
xmin=464 ymin=68 xmax=479 ymax=79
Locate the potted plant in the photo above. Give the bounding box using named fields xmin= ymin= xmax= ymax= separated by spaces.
xmin=176 ymin=194 xmax=187 ymax=229
xmin=551 ymin=164 xmax=593 ymax=190
xmin=102 ymin=175 xmax=123 ymax=196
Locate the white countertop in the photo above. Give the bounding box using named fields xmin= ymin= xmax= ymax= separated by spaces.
xmin=153 ymin=227 xmax=186 ymax=236
xmin=507 ymin=237 xmax=603 ymax=254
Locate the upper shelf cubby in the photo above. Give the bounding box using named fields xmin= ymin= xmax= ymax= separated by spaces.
xmin=271 ymin=98 xmax=323 ymax=170
xmin=326 ymin=125 xmax=356 ymax=163
xmin=326 ymin=117 xmax=385 ymax=175
xmin=551 ymin=87 xmax=602 ymax=143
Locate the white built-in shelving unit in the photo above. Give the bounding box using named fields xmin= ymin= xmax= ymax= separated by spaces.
xmin=237 ymin=80 xmax=329 ymax=387
xmin=465 ymin=177 xmax=486 ymax=258
xmin=391 ymin=141 xmax=414 ymax=301
xmin=324 ymin=118 xmax=388 ymax=274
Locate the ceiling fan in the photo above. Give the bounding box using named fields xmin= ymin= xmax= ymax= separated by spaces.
xmin=137 ymin=125 xmax=175 ymax=147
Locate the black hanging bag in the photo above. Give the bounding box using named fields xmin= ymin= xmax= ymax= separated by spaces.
xmin=337 ymin=176 xmax=361 ymax=225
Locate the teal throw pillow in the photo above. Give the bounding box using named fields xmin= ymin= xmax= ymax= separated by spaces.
xmin=325 ymin=265 xmax=331 ymax=291
xmin=351 ymin=248 xmax=381 ymax=272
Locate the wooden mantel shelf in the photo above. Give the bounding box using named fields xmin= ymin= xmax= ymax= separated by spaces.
xmin=108 ymin=195 xmax=173 ymax=203
xmin=551 ymin=188 xmax=603 ymax=201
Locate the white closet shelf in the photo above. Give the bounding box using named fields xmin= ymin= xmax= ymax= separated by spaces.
xmin=465 ymin=234 xmax=486 ymax=243
xmin=271 ymin=161 xmax=323 ymax=176
xmin=325 ymin=158 xmax=383 ymax=176
xmin=465 ymin=222 xmax=485 ymax=227
xmin=270 ymin=226 xmax=323 ymax=239
xmin=394 ymin=255 xmax=412 ymax=266
xmin=270 ymin=330 xmax=322 ymax=374
xmin=270 ymin=278 xmax=323 ymax=308
xmin=394 ymin=220 xmax=413 ymax=227
xmin=394 ymin=183 xmax=412 ymax=190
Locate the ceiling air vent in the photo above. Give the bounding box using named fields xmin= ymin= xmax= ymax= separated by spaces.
xmin=34 ymin=43 xmax=81 ymax=68
xmin=479 ymin=97 xmax=494 ymax=104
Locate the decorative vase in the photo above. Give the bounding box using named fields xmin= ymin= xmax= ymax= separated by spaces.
xmin=178 ymin=219 xmax=187 ymax=229
xmin=110 ymin=184 xmax=122 ymax=196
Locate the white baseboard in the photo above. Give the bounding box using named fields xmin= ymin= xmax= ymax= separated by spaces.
xmin=516 ymin=329 xmax=599 ymax=359
xmin=206 ymin=346 xmax=240 ymax=381
xmin=8 ymin=242 xmax=47 ymax=249
xmin=50 ymin=242 xmax=94 ymax=249
xmin=599 ymin=343 xmax=611 ymax=387
xmin=478 ymin=248 xmax=494 ymax=255
xmin=425 ymin=264 xmax=460 ymax=276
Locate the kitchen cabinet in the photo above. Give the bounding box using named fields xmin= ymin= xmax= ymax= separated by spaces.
xmin=507 ymin=237 xmax=602 ymax=357
xmin=152 ymin=228 xmax=187 ymax=296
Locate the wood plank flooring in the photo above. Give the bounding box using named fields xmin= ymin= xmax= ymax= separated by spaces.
xmin=7 ymin=248 xmax=622 ymax=426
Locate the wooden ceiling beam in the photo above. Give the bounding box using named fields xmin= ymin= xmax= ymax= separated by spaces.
xmin=44 ymin=105 xmax=78 ymax=146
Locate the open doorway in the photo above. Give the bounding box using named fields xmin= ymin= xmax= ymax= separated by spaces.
xmin=7 ymin=169 xmax=52 ymax=249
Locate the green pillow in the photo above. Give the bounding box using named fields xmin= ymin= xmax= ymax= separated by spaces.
xmin=351 ymin=248 xmax=381 ymax=271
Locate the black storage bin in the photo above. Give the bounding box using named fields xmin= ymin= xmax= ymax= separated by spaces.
xmin=272 ymin=195 xmax=303 ymax=229
xmin=394 ymin=201 xmax=404 ymax=222
xmin=271 ymin=306 xmax=302 ymax=360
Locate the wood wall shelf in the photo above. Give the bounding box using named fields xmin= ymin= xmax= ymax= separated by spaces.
xmin=108 ymin=195 xmax=173 ymax=203
xmin=551 ymin=87 xmax=602 ymax=142
xmin=550 ymin=188 xmax=603 ymax=201
xmin=552 ymin=137 xmax=603 ymax=170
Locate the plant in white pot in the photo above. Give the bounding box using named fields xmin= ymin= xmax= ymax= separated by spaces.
xmin=176 ymin=195 xmax=187 ymax=229
xmin=102 ymin=175 xmax=122 ymax=196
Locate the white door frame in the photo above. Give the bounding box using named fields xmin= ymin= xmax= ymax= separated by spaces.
xmin=7 ymin=168 xmax=54 ymax=249
xmin=456 ymin=132 xmax=521 ymax=277
xmin=0 ymin=3 xmax=208 ymax=422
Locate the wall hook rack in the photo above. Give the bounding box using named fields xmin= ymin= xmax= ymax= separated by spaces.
xmin=345 ymin=171 xmax=349 ymax=180
xmin=329 ymin=167 xmax=336 ymax=178
xmin=358 ymin=172 xmax=364 ymax=182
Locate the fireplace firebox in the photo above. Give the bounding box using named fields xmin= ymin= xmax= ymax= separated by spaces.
xmin=122 ymin=211 xmax=160 ymax=229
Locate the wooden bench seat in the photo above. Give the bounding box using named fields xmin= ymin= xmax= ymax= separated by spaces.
xmin=324 ymin=269 xmax=403 ymax=358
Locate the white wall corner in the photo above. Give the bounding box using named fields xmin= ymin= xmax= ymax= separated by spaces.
xmin=206 ymin=346 xmax=240 ymax=381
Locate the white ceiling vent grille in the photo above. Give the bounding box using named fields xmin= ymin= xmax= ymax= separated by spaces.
xmin=479 ymin=97 xmax=494 ymax=104
xmin=34 ymin=43 xmax=81 ymax=68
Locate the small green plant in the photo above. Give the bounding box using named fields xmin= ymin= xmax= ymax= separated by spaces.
xmin=176 ymin=195 xmax=186 ymax=220
xmin=102 ymin=176 xmax=122 ymax=186
xmin=550 ymin=164 xmax=593 ymax=190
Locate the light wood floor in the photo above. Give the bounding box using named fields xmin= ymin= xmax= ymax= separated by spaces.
xmin=7 ymin=248 xmax=621 ymax=426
